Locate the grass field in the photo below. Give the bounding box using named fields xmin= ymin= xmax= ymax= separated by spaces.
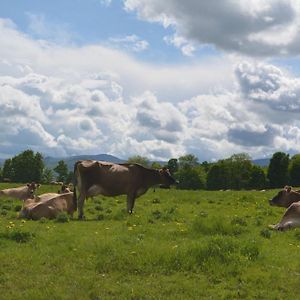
xmin=0 ymin=183 xmax=299 ymax=299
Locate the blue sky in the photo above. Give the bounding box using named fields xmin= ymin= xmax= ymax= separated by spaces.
xmin=0 ymin=0 xmax=221 ymax=63
xmin=1 ymin=0 xmax=300 ymax=161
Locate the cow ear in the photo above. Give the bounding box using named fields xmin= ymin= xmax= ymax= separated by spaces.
xmin=27 ymin=183 xmax=30 ymax=187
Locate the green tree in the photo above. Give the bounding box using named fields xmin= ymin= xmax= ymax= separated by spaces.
xmin=206 ymin=161 xmax=229 ymax=190
xmin=9 ymin=150 xmax=44 ymax=183
xmin=201 ymin=161 xmax=210 ymax=173
xmin=178 ymin=154 xmax=199 ymax=169
xmin=66 ymin=171 xmax=74 ymax=184
xmin=167 ymin=158 xmax=178 ymax=175
xmin=227 ymin=153 xmax=252 ymax=189
xmin=54 ymin=160 xmax=69 ymax=183
xmin=42 ymin=168 xmax=54 ymax=184
xmin=289 ymin=154 xmax=300 ymax=187
xmin=249 ymin=165 xmax=266 ymax=189
xmin=206 ymin=153 xmax=254 ymax=190
xmin=267 ymin=152 xmax=289 ymax=188
xmin=126 ymin=155 xmax=150 ymax=167
xmin=151 ymin=162 xmax=161 ymax=169
xmin=176 ymin=165 xmax=206 ymax=190
xmin=2 ymin=158 xmax=13 ymax=180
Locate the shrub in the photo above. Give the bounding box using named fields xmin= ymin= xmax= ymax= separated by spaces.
xmin=1 ymin=229 xmax=35 ymax=243
xmin=260 ymin=228 xmax=271 ymax=239
xmin=152 ymin=210 xmax=161 ymax=219
xmin=96 ymin=214 xmax=104 ymax=221
xmin=39 ymin=217 xmax=47 ymax=223
xmin=1 ymin=210 xmax=8 ymax=216
xmin=55 ymin=212 xmax=69 ymax=223
xmin=1 ymin=204 xmax=11 ymax=211
xmin=14 ymin=204 xmax=22 ymax=212
xmin=94 ymin=205 xmax=103 ymax=211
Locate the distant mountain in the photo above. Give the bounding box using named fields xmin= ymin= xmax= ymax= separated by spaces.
xmin=0 ymin=154 xmax=271 ymax=170
xmin=252 ymin=158 xmax=270 ymax=167
xmin=44 ymin=154 xmax=125 ymax=171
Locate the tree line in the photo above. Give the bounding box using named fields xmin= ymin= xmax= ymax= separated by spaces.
xmin=128 ymin=152 xmax=297 ymax=190
xmin=0 ymin=150 xmax=298 ymax=190
xmin=0 ymin=150 xmax=73 ymax=184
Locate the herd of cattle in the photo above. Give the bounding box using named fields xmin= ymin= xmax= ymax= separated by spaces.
xmin=0 ymin=160 xmax=299 ymax=231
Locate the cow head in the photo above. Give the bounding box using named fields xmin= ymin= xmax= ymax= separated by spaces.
xmin=159 ymin=167 xmax=178 ymax=186
xmin=26 ymin=182 xmax=41 ymax=199
xmin=59 ymin=183 xmax=71 ymax=194
xmin=269 ymin=186 xmax=300 ymax=208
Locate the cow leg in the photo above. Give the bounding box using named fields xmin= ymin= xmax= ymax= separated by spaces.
xmin=127 ymin=194 xmax=136 ymax=214
xmin=78 ymin=193 xmax=86 ymax=220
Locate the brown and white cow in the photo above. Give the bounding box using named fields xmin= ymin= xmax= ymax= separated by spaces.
xmin=58 ymin=183 xmax=71 ymax=194
xmin=19 ymin=192 xmax=75 ymax=220
xmin=269 ymin=186 xmax=300 ymax=230
xmin=0 ymin=182 xmax=40 ymax=201
xmin=73 ymin=160 xmax=178 ymax=219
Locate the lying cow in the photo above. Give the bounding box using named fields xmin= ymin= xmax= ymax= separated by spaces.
xmin=0 ymin=182 xmax=40 ymax=201
xmin=269 ymin=186 xmax=300 ymax=230
xmin=19 ymin=192 xmax=75 ymax=220
xmin=58 ymin=183 xmax=71 ymax=194
xmin=73 ymin=160 xmax=178 ymax=219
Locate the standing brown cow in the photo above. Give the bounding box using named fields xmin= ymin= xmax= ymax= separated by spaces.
xmin=73 ymin=160 xmax=178 ymax=219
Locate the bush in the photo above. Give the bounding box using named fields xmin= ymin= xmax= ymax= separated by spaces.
xmin=1 ymin=229 xmax=35 ymax=243
xmin=55 ymin=212 xmax=69 ymax=223
xmin=152 ymin=210 xmax=161 ymax=219
xmin=14 ymin=204 xmax=22 ymax=212
xmin=96 ymin=214 xmax=104 ymax=221
xmin=260 ymin=228 xmax=271 ymax=239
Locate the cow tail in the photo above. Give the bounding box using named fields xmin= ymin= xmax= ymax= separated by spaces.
xmin=73 ymin=161 xmax=80 ymax=211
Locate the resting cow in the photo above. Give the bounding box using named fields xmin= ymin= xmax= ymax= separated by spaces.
xmin=269 ymin=186 xmax=300 ymax=230
xmin=19 ymin=192 xmax=75 ymax=220
xmin=58 ymin=183 xmax=71 ymax=194
xmin=73 ymin=160 xmax=178 ymax=219
xmin=0 ymin=182 xmax=40 ymax=201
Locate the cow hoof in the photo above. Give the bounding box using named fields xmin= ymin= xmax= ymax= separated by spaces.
xmin=128 ymin=210 xmax=133 ymax=214
xmin=78 ymin=215 xmax=86 ymax=220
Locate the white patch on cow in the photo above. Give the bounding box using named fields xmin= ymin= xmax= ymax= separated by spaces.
xmin=87 ymin=184 xmax=107 ymax=197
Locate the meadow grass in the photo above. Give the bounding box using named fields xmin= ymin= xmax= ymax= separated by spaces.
xmin=0 ymin=183 xmax=299 ymax=299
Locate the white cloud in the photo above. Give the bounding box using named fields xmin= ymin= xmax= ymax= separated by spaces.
xmin=2 ymin=18 xmax=300 ymax=161
xmin=100 ymin=0 xmax=112 ymax=6
xmin=164 ymin=34 xmax=195 ymax=56
xmin=26 ymin=13 xmax=75 ymax=45
xmin=109 ymin=34 xmax=149 ymax=52
xmin=124 ymin=0 xmax=300 ymax=57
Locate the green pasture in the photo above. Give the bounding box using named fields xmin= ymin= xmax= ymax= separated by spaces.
xmin=0 ymin=183 xmax=299 ymax=299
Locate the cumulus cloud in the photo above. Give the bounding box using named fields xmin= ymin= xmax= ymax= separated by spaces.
xmin=3 ymin=18 xmax=300 ymax=161
xmin=236 ymin=61 xmax=300 ymax=112
xmin=124 ymin=0 xmax=300 ymax=57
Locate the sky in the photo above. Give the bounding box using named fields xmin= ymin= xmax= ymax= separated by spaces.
xmin=1 ymin=0 xmax=300 ymax=161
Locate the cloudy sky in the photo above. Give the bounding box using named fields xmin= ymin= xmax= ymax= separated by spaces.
xmin=1 ymin=0 xmax=300 ymax=161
